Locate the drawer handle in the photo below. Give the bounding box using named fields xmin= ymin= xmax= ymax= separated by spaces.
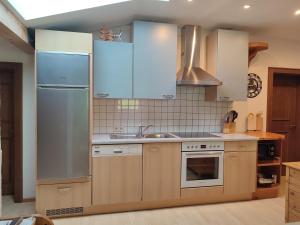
xmin=220 ymin=97 xmax=230 ymax=101
xmin=96 ymin=93 xmax=109 ymax=98
xmin=113 ymin=150 xmax=123 ymax=154
xmin=290 ymin=191 xmax=295 ymax=196
xmin=162 ymin=95 xmax=174 ymax=99
xmin=57 ymin=187 xmax=72 ymax=192
xmin=150 ymin=147 xmax=159 ymax=153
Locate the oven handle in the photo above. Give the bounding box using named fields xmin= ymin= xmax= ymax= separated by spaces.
xmin=184 ymin=151 xmax=223 ymax=156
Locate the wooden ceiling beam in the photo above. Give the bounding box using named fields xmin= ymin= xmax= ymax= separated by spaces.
xmin=0 ymin=1 xmax=34 ymax=54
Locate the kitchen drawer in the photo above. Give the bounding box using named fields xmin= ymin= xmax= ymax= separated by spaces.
xmin=288 ymin=208 xmax=300 ymax=222
xmin=36 ymin=181 xmax=91 ymax=214
xmin=289 ymin=169 xmax=300 ymax=187
xmin=289 ymin=188 xmax=300 ymax=211
xmin=225 ymin=141 xmax=257 ymax=152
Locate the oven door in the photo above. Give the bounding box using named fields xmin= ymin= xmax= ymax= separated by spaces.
xmin=181 ymin=151 xmax=224 ymax=188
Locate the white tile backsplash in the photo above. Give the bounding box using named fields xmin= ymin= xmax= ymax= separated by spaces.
xmin=93 ymin=86 xmax=232 ymax=134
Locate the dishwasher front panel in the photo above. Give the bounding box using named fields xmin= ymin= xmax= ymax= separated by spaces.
xmin=92 ymin=144 xmax=142 ymax=205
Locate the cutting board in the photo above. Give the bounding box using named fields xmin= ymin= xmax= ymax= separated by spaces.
xmin=256 ymin=113 xmax=263 ymax=131
xmin=247 ymin=113 xmax=256 ymax=131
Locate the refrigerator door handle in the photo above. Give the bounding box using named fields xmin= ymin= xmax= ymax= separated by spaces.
xmin=37 ymin=86 xmax=89 ymax=90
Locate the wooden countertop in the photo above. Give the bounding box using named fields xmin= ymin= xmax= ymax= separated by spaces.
xmin=245 ymin=131 xmax=285 ymax=141
xmin=283 ymin=162 xmax=300 ymax=170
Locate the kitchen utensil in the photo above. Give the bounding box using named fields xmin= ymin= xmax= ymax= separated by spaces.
xmin=224 ymin=112 xmax=230 ymax=123
xmin=232 ymin=111 xmax=238 ymax=122
xmin=228 ymin=110 xmax=238 ymax=122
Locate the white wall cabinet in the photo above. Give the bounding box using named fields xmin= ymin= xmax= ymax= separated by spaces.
xmin=133 ymin=21 xmax=177 ymax=99
xmin=94 ymin=40 xmax=133 ymax=98
xmin=206 ymin=29 xmax=248 ymax=101
xmin=35 ymin=29 xmax=93 ymax=53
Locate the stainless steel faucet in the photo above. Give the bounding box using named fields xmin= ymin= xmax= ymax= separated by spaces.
xmin=137 ymin=125 xmax=153 ymax=137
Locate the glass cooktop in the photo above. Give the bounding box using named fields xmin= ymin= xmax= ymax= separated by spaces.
xmin=172 ymin=132 xmax=220 ymax=138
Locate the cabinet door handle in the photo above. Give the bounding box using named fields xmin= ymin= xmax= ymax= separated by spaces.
xmin=220 ymin=97 xmax=231 ymax=101
xmin=96 ymin=93 xmax=109 ymax=98
xmin=57 ymin=187 xmax=72 ymax=192
xmin=149 ymin=147 xmax=159 ymax=153
xmin=162 ymin=95 xmax=174 ymax=99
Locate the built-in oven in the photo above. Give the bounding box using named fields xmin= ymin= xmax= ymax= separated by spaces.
xmin=181 ymin=141 xmax=224 ymax=188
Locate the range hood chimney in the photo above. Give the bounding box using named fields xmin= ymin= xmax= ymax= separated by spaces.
xmin=176 ymin=25 xmax=222 ymax=86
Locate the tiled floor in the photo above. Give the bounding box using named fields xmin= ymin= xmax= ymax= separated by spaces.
xmin=0 ymin=179 xmax=292 ymax=225
xmin=1 ymin=195 xmax=35 ymax=218
xmin=54 ymin=197 xmax=296 ymax=225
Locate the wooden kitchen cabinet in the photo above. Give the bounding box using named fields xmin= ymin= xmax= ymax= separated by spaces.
xmin=94 ymin=40 xmax=133 ymax=98
xmin=36 ymin=180 xmax=91 ymax=216
xmin=206 ymin=29 xmax=248 ymax=101
xmin=224 ymin=146 xmax=256 ymax=196
xmin=133 ymin=21 xmax=177 ymax=99
xmin=284 ymin=163 xmax=300 ymax=223
xmin=92 ymin=153 xmax=142 ymax=205
xmin=142 ymin=143 xmax=181 ymax=201
xmin=225 ymin=141 xmax=257 ymax=152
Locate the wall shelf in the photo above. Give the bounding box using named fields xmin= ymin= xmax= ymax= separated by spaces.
xmin=248 ymin=42 xmax=269 ymax=64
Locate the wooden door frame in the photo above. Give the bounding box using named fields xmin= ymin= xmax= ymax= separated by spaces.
xmin=267 ymin=67 xmax=300 ymax=131
xmin=0 ymin=62 xmax=23 ymax=203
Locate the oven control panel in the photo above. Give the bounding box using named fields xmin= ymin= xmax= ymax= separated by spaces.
xmin=182 ymin=141 xmax=224 ymax=151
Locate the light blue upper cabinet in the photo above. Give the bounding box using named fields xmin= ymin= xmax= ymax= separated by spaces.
xmin=133 ymin=21 xmax=177 ymax=99
xmin=94 ymin=40 xmax=133 ymax=98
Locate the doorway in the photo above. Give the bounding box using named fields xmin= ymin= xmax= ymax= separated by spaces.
xmin=0 ymin=62 xmax=23 ymax=203
xmin=267 ymin=67 xmax=300 ymax=167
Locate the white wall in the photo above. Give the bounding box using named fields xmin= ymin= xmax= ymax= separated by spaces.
xmin=0 ymin=38 xmax=36 ymax=198
xmin=234 ymin=35 xmax=300 ymax=132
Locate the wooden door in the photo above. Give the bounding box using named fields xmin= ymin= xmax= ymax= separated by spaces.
xmin=92 ymin=155 xmax=142 ymax=205
xmin=0 ymin=68 xmax=15 ymax=195
xmin=269 ymin=75 xmax=298 ymax=162
xmin=224 ymin=151 xmax=256 ymax=196
xmin=142 ymin=143 xmax=181 ymax=201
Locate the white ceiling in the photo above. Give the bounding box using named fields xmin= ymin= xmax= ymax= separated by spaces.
xmin=6 ymin=0 xmax=300 ymax=41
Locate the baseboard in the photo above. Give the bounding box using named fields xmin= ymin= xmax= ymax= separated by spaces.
xmin=22 ymin=198 xmax=35 ymax=202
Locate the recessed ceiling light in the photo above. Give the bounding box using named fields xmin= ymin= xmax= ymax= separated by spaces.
xmin=243 ymin=4 xmax=251 ymax=9
xmin=6 ymin=0 xmax=131 ymax=20
xmin=187 ymin=0 xmax=193 ymax=2
xmin=295 ymin=9 xmax=300 ymax=15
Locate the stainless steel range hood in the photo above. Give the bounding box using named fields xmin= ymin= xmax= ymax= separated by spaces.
xmin=177 ymin=25 xmax=222 ymax=86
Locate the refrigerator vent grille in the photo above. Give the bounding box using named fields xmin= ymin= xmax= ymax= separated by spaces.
xmin=46 ymin=207 xmax=83 ymax=217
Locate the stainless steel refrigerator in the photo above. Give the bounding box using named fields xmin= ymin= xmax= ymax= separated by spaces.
xmin=37 ymin=51 xmax=89 ymax=181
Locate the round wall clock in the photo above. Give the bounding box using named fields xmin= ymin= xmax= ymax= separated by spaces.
xmin=248 ymin=73 xmax=262 ymax=98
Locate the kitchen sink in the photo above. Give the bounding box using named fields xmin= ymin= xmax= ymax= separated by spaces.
xmin=142 ymin=133 xmax=176 ymax=138
xmin=110 ymin=134 xmax=140 ymax=139
xmin=109 ymin=133 xmax=176 ymax=139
